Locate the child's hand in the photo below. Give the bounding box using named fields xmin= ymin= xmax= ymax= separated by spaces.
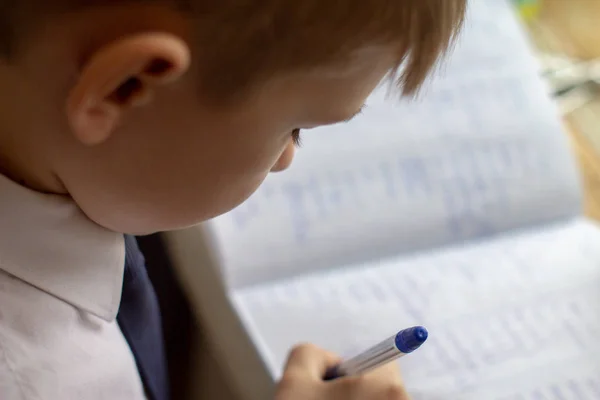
xmin=275 ymin=344 xmax=410 ymax=400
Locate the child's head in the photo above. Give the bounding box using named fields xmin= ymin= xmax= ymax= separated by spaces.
xmin=0 ymin=0 xmax=466 ymax=234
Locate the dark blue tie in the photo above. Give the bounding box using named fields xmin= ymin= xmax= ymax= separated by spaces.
xmin=117 ymin=235 xmax=170 ymax=400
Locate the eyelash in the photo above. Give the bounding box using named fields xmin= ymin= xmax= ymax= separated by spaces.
xmin=291 ymin=128 xmax=302 ymax=147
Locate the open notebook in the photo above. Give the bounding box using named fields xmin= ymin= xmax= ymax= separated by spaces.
xmin=166 ymin=1 xmax=600 ymax=399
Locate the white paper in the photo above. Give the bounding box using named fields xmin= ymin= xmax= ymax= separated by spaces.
xmin=208 ymin=0 xmax=582 ymax=289
xmin=232 ymin=218 xmax=600 ymax=399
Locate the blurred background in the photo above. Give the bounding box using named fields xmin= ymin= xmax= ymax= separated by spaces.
xmin=522 ymin=0 xmax=600 ymax=219
xmin=138 ymin=1 xmax=600 ymax=399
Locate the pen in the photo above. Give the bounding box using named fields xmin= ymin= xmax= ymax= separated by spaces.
xmin=323 ymin=326 xmax=428 ymax=380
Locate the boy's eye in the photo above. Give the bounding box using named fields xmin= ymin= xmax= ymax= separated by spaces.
xmin=291 ymin=128 xmax=302 ymax=147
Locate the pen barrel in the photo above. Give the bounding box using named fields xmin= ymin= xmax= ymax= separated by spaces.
xmin=337 ymin=334 xmax=404 ymax=376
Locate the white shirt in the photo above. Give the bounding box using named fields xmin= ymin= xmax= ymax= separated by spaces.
xmin=0 ymin=174 xmax=146 ymax=399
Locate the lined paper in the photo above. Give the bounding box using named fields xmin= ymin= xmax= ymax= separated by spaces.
xmin=232 ymin=218 xmax=600 ymax=398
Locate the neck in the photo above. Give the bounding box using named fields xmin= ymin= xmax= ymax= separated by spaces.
xmin=0 ymin=137 xmax=66 ymax=195
xmin=0 ymin=65 xmax=68 ymax=195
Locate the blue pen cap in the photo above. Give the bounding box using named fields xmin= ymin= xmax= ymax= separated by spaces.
xmin=394 ymin=326 xmax=428 ymax=353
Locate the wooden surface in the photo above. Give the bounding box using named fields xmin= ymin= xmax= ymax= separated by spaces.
xmin=569 ymin=118 xmax=600 ymax=220
xmin=529 ymin=0 xmax=600 ymax=220
xmin=535 ymin=0 xmax=600 ymax=59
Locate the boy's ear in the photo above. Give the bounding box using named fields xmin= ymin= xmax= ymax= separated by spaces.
xmin=66 ymin=32 xmax=191 ymax=145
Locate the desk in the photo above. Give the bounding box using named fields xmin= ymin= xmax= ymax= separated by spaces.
xmin=570 ymin=119 xmax=600 ymax=220
xmin=527 ymin=0 xmax=600 ymax=220
xmin=533 ymin=0 xmax=600 ymax=59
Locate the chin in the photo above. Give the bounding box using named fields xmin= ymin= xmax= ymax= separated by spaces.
xmin=131 ymin=202 xmax=246 ymax=234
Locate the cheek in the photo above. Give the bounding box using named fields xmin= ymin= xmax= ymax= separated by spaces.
xmin=205 ymin=170 xmax=269 ymax=216
xmin=148 ymin=138 xmax=281 ymax=228
xmin=70 ymin=95 xmax=292 ymax=232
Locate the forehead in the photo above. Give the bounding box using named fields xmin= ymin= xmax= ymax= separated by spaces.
xmin=306 ymin=45 xmax=401 ymax=79
xmin=272 ymin=48 xmax=398 ymax=125
xmin=205 ymin=46 xmax=398 ymax=128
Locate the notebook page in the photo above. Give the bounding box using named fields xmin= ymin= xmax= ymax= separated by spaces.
xmin=232 ymin=218 xmax=600 ymax=398
xmin=208 ymin=0 xmax=582 ymax=289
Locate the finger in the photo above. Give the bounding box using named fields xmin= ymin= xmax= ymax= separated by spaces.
xmin=364 ymin=362 xmax=404 ymax=383
xmin=330 ymin=376 xmax=410 ymax=400
xmin=283 ymin=343 xmax=340 ymax=380
xmin=361 ymin=382 xmax=410 ymax=400
xmin=327 ymin=363 xmax=407 ymax=399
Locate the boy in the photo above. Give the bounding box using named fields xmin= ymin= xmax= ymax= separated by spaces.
xmin=0 ymin=1 xmax=465 ymax=399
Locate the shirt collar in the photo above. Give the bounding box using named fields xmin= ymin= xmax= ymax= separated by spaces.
xmin=0 ymin=174 xmax=125 ymax=321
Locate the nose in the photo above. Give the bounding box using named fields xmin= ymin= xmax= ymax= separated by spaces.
xmin=270 ymin=140 xmax=296 ymax=172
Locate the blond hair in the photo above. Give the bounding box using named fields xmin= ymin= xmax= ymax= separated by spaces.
xmin=191 ymin=0 xmax=466 ymax=101
xmin=1 ymin=0 xmax=466 ymax=100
